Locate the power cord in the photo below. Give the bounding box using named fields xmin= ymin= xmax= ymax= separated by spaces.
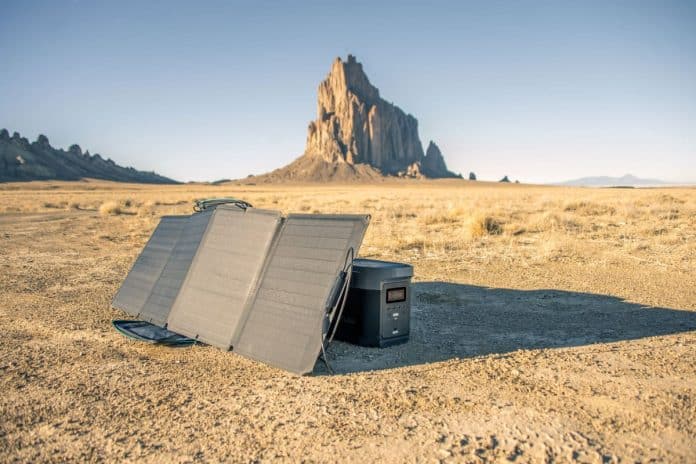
xmin=320 ymin=247 xmax=355 ymax=374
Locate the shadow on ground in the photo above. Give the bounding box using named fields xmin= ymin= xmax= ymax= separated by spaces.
xmin=317 ymin=282 xmax=696 ymax=374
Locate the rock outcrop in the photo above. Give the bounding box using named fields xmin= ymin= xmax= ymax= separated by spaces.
xmin=0 ymin=129 xmax=177 ymax=183
xmin=254 ymin=55 xmax=459 ymax=182
xmin=421 ymin=141 xmax=452 ymax=178
xmin=305 ymin=55 xmax=427 ymax=174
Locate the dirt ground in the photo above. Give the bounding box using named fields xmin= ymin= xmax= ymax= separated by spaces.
xmin=0 ymin=179 xmax=694 ymax=462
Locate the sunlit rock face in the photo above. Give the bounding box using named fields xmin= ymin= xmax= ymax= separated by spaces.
xmin=303 ymin=55 xmax=457 ymax=178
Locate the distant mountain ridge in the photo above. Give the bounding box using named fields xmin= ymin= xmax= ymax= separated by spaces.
xmin=558 ymin=174 xmax=673 ymax=187
xmin=0 ymin=129 xmax=177 ymax=184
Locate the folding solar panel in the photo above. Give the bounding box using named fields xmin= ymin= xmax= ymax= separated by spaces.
xmin=233 ymin=214 xmax=370 ymax=375
xmin=112 ymin=215 xmax=188 ymax=318
xmin=112 ymin=206 xmax=371 ymax=376
xmin=166 ymin=207 xmax=281 ymax=348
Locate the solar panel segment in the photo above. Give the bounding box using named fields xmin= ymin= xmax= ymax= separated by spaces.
xmin=111 ymin=215 xmax=188 ymax=318
xmin=233 ymin=214 xmax=370 ymax=374
xmin=139 ymin=211 xmax=212 ymax=326
xmin=166 ymin=207 xmax=281 ymax=348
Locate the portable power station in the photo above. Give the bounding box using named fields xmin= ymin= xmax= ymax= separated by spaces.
xmin=335 ymin=258 xmax=413 ymax=347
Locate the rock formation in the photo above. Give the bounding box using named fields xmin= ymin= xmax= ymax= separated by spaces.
xmin=421 ymin=141 xmax=452 ymax=178
xmin=254 ymin=55 xmax=460 ymax=182
xmin=0 ymin=129 xmax=177 ymax=183
xmin=305 ymin=55 xmax=427 ymax=173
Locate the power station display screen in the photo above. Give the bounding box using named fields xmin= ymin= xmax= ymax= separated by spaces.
xmin=386 ymin=287 xmax=406 ymax=303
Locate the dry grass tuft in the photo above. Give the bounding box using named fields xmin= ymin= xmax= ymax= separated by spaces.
xmin=43 ymin=201 xmax=65 ymax=209
xmin=99 ymin=201 xmax=122 ymax=216
xmin=526 ymin=212 xmax=584 ymax=233
xmin=421 ymin=208 xmax=464 ymax=225
xmin=392 ymin=211 xmax=417 ymax=220
xmin=563 ymin=201 xmax=615 ymax=216
xmin=464 ymin=213 xmax=503 ymax=238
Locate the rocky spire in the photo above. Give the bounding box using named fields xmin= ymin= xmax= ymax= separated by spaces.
xmin=422 ymin=141 xmax=451 ymax=178
xmin=304 ymin=55 xmax=425 ymax=174
xmin=68 ymin=144 xmax=82 ymax=156
xmin=11 ymin=132 xmax=30 ymax=148
xmin=36 ymin=134 xmax=51 ymax=149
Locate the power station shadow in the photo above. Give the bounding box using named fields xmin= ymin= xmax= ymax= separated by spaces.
xmin=318 ymin=281 xmax=696 ymax=374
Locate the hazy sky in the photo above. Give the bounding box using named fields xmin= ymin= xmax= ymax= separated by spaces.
xmin=1 ymin=0 xmax=694 ymax=183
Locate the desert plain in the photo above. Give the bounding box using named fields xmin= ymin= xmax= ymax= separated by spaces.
xmin=0 ymin=179 xmax=694 ymax=462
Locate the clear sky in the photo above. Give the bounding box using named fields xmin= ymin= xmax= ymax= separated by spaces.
xmin=1 ymin=0 xmax=694 ymax=183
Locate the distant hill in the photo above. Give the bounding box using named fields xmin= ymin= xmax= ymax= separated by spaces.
xmin=0 ymin=129 xmax=177 ymax=184
xmin=558 ymin=174 xmax=671 ymax=187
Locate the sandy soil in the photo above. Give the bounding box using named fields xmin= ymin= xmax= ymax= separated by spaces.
xmin=0 ymin=180 xmax=694 ymax=462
